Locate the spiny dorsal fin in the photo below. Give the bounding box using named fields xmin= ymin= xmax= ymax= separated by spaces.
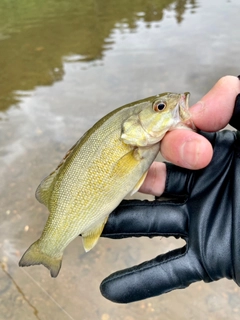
xmin=35 ymin=140 xmax=79 ymax=207
xmin=82 ymin=218 xmax=108 ymax=252
xmin=35 ymin=170 xmax=57 ymax=207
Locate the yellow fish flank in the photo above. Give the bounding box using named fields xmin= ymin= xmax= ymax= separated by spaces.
xmin=19 ymin=92 xmax=193 ymax=277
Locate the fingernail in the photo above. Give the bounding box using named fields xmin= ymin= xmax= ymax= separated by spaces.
xmin=181 ymin=139 xmax=200 ymax=169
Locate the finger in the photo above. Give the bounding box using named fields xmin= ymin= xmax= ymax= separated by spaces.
xmin=138 ymin=162 xmax=166 ymax=196
xmin=100 ymin=249 xmax=206 ymax=303
xmin=161 ymin=129 xmax=213 ymax=169
xmin=190 ymin=75 xmax=240 ymax=131
xmin=160 ymin=76 xmax=240 ymax=170
xmin=164 ymin=130 xmax=236 ymax=196
xmin=101 ymin=199 xmax=187 ymax=238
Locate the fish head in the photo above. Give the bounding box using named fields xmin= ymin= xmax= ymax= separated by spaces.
xmin=121 ymin=92 xmax=193 ymax=146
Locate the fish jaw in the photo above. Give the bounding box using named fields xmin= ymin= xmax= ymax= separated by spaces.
xmin=173 ymin=92 xmax=196 ymax=131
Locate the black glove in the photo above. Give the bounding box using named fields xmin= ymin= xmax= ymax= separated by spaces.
xmin=100 ymin=93 xmax=240 ymax=303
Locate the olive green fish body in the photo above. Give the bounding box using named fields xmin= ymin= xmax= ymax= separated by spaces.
xmin=19 ymin=92 xmax=192 ymax=277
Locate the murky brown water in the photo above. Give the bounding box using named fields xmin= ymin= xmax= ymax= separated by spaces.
xmin=1 ymin=0 xmax=240 ymax=319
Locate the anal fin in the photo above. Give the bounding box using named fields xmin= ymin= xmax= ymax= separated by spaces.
xmin=82 ymin=218 xmax=108 ymax=252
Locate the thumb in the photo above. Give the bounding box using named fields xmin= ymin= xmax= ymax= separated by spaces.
xmin=100 ymin=248 xmax=207 ymax=303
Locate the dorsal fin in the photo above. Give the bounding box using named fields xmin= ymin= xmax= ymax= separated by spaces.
xmin=35 ymin=170 xmax=57 ymax=207
xmin=35 ymin=140 xmax=79 ymax=207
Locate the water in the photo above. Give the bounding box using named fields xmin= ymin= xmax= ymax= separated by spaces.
xmin=1 ymin=0 xmax=240 ymax=319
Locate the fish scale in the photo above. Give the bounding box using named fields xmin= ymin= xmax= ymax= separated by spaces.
xmin=19 ymin=92 xmax=193 ymax=277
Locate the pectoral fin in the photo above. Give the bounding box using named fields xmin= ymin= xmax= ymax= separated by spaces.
xmin=130 ymin=171 xmax=148 ymax=196
xmin=82 ymin=218 xmax=108 ymax=252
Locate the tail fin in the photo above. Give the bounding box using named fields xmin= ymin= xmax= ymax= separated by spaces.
xmin=19 ymin=240 xmax=62 ymax=278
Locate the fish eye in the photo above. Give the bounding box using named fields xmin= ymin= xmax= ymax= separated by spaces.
xmin=153 ymin=100 xmax=167 ymax=112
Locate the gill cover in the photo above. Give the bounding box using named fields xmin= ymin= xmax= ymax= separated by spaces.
xmin=121 ymin=93 xmax=189 ymax=147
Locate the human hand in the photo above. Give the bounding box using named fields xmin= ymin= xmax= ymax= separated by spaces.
xmin=139 ymin=75 xmax=240 ymax=196
xmin=100 ymin=76 xmax=240 ymax=303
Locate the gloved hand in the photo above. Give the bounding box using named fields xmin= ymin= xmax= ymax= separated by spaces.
xmin=100 ymin=92 xmax=240 ymax=303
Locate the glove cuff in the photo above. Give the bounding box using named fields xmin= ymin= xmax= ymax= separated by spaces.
xmin=231 ymin=131 xmax=240 ymax=285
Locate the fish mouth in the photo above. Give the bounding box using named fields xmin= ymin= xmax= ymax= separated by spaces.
xmin=179 ymin=92 xmax=196 ymax=130
xmin=178 ymin=92 xmax=190 ymax=115
xmin=182 ymin=92 xmax=190 ymax=108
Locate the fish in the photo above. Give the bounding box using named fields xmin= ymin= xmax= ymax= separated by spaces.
xmin=19 ymin=92 xmax=193 ymax=277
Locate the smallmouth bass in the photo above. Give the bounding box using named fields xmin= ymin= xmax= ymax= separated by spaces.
xmin=19 ymin=92 xmax=193 ymax=277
